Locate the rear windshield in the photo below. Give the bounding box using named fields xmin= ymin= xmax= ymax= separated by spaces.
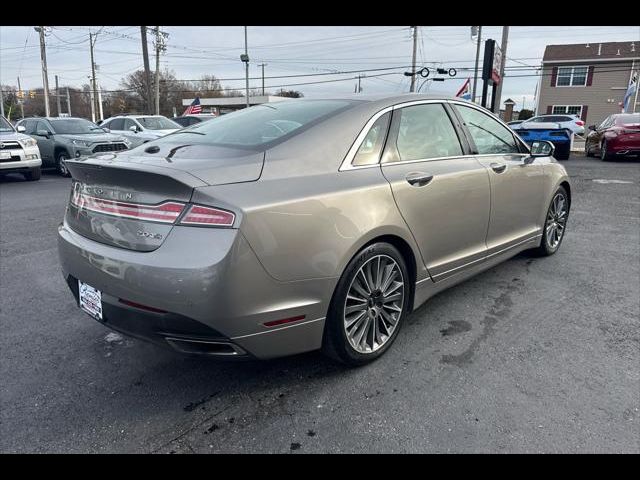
xmin=136 ymin=116 xmax=181 ymax=130
xmin=154 ymin=100 xmax=356 ymax=149
xmin=615 ymin=114 xmax=640 ymax=124
xmin=49 ymin=118 xmax=105 ymax=134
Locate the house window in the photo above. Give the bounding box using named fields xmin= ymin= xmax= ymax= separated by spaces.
xmin=552 ymin=105 xmax=583 ymax=117
xmin=556 ymin=66 xmax=589 ymax=87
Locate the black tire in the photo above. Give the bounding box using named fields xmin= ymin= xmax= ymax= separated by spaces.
xmin=24 ymin=167 xmax=41 ymax=181
xmin=555 ymin=143 xmax=571 ymax=160
xmin=531 ymin=186 xmax=570 ymax=257
xmin=56 ymin=151 xmax=71 ymax=177
xmin=322 ymin=242 xmax=412 ymax=366
xmin=600 ymin=140 xmax=612 ymax=161
xmin=584 ymin=142 xmax=593 ymax=157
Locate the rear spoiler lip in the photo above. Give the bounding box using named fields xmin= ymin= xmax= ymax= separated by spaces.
xmin=65 ymin=155 xmax=209 ymax=189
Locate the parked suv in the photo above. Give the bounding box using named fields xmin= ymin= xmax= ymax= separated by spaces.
xmin=101 ymin=115 xmax=181 ymax=148
xmin=16 ymin=117 xmax=131 ymax=176
xmin=512 ymin=114 xmax=585 ymax=135
xmin=0 ymin=115 xmax=42 ymax=181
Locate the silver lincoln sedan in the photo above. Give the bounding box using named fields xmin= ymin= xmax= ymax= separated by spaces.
xmin=58 ymin=94 xmax=571 ymax=365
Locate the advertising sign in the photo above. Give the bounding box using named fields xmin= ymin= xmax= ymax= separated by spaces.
xmin=482 ymin=39 xmax=502 ymax=86
xmin=492 ymin=43 xmax=503 ymax=85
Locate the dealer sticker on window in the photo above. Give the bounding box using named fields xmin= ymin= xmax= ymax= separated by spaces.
xmin=78 ymin=280 xmax=103 ymax=320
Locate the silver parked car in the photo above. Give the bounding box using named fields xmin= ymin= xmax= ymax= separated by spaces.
xmin=58 ymin=94 xmax=572 ymax=365
xmin=101 ymin=114 xmax=182 ymax=148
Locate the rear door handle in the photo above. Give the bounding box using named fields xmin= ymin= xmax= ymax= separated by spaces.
xmin=490 ymin=163 xmax=507 ymax=173
xmin=405 ymin=172 xmax=434 ymax=187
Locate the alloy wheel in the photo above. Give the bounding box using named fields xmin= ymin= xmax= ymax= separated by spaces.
xmin=58 ymin=154 xmax=69 ymax=176
xmin=343 ymin=254 xmax=405 ymax=354
xmin=545 ymin=192 xmax=568 ymax=249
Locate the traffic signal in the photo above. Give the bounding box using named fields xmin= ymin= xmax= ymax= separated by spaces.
xmin=17 ymin=90 xmax=24 ymax=99
xmin=29 ymin=90 xmax=35 ymax=99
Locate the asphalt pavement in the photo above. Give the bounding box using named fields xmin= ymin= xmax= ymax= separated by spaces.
xmin=0 ymin=154 xmax=638 ymax=453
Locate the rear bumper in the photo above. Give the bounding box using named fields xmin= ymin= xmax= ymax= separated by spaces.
xmin=57 ymin=219 xmax=334 ymax=359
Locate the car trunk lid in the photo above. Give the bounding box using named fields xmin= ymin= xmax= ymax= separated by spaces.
xmin=64 ymin=145 xmax=263 ymax=251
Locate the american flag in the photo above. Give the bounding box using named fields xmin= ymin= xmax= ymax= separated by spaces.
xmin=455 ymin=78 xmax=472 ymax=101
xmin=183 ymin=97 xmax=202 ymax=115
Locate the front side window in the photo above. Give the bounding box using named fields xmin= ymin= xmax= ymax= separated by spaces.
xmin=556 ymin=66 xmax=588 ymax=87
xmin=20 ymin=120 xmax=35 ymax=134
xmin=393 ymin=104 xmax=463 ymax=162
xmin=456 ymin=105 xmax=520 ymax=155
xmin=352 ymin=112 xmax=391 ymax=166
xmin=35 ymin=120 xmax=51 ymax=134
xmin=107 ymin=118 xmax=124 ymax=130
xmin=123 ymin=118 xmax=137 ymax=131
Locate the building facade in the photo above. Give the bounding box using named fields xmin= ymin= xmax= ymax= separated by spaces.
xmin=537 ymin=41 xmax=639 ymax=126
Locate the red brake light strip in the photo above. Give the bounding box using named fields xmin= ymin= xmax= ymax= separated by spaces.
xmin=71 ymin=190 xmax=184 ymax=224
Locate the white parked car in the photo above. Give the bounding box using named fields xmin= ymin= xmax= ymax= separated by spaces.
xmin=101 ymin=115 xmax=182 ymax=148
xmin=0 ymin=116 xmax=42 ymax=181
xmin=512 ymin=114 xmax=585 ymax=135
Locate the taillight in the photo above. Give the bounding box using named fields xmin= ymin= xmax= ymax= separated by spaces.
xmin=575 ymin=120 xmax=584 ymax=126
xmin=178 ymin=205 xmax=235 ymax=227
xmin=71 ymin=189 xmax=184 ymax=224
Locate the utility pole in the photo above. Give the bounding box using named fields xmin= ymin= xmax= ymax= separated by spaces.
xmin=88 ymin=76 xmax=96 ymax=122
xmin=258 ymin=63 xmax=266 ymax=95
xmin=55 ymin=75 xmax=61 ymax=116
xmin=410 ymin=26 xmax=418 ymax=92
xmin=140 ymin=26 xmax=153 ymax=115
xmin=35 ymin=26 xmax=50 ymax=117
xmin=472 ymin=26 xmax=482 ymax=103
xmin=97 ymin=80 xmax=104 ymax=121
xmin=0 ymin=86 xmax=4 ymax=118
xmin=66 ymin=87 xmax=71 ymax=116
xmin=89 ymin=32 xmax=99 ymax=121
xmin=244 ymin=26 xmax=249 ymax=108
xmin=154 ymin=26 xmax=161 ymax=115
xmin=17 ymin=77 xmax=24 ymax=119
xmin=493 ymin=26 xmax=509 ymax=114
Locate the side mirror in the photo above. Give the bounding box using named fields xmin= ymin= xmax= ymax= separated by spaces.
xmin=102 ymin=128 xmax=111 ymax=133
xmin=129 ymin=125 xmax=138 ymax=133
xmin=16 ymin=125 xmax=26 ymax=133
xmin=529 ymin=140 xmax=555 ymax=158
xmin=36 ymin=129 xmax=50 ymax=138
xmin=588 ymin=125 xmax=596 ymax=131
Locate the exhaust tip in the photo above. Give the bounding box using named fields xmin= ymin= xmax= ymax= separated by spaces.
xmin=165 ymin=337 xmax=246 ymax=356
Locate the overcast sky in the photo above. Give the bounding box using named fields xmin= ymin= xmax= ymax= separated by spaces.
xmin=1 ymin=26 xmax=638 ymax=111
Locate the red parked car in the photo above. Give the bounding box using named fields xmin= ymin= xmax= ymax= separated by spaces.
xmin=585 ymin=113 xmax=640 ymax=161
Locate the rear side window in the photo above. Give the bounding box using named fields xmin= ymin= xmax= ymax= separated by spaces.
xmin=393 ymin=104 xmax=463 ymax=161
xmin=352 ymin=112 xmax=391 ymax=166
xmin=455 ymin=105 xmax=520 ymax=155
